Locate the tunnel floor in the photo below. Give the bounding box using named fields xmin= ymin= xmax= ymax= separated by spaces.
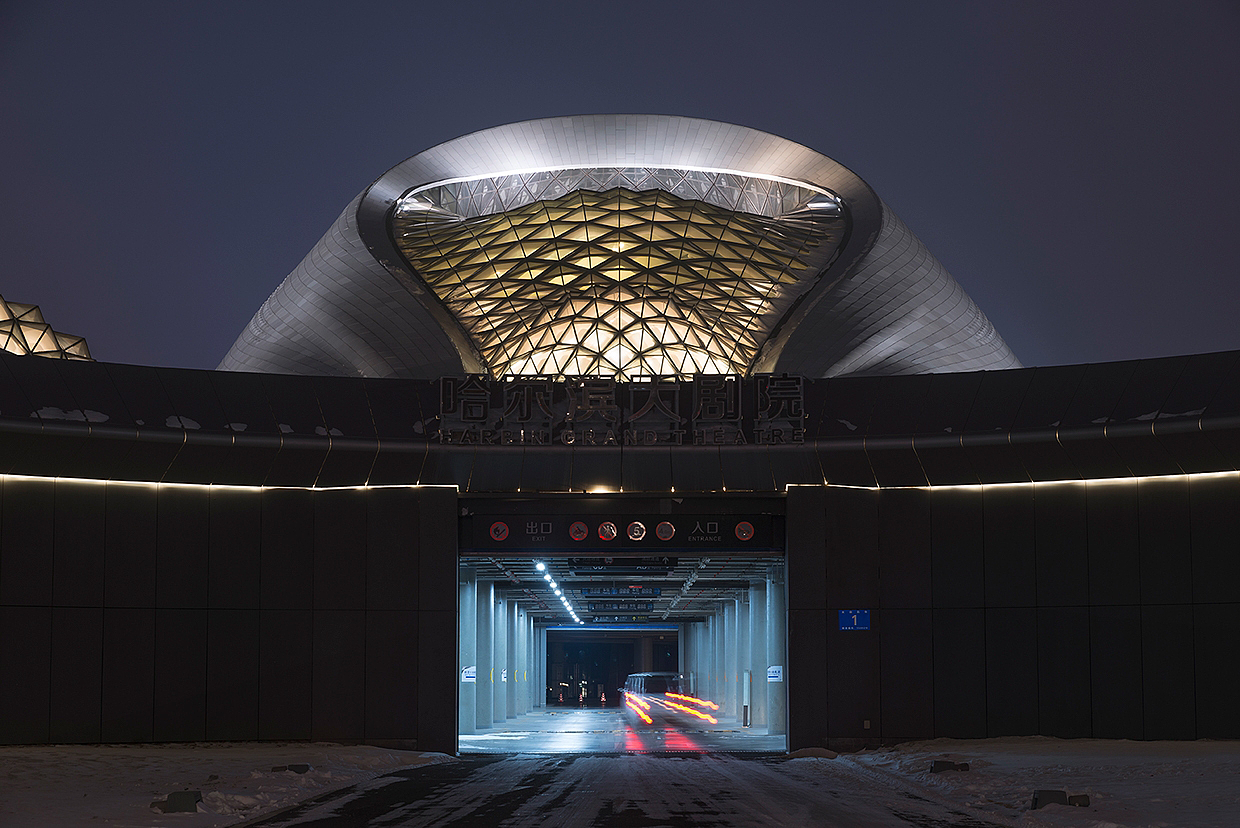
xmin=459 ymin=708 xmax=785 ymax=753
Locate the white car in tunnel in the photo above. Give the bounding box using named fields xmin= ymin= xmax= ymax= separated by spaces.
xmin=622 ymin=672 xmax=721 ymax=728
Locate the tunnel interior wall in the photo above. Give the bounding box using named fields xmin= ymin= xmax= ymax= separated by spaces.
xmin=0 ymin=479 xmax=458 ymax=750
xmin=787 ymin=478 xmax=1240 ymax=751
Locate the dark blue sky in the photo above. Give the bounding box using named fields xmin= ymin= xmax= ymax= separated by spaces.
xmin=2 ymin=1 xmax=1237 ymax=370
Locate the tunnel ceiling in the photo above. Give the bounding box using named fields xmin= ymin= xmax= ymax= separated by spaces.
xmin=466 ymin=556 xmax=777 ymax=623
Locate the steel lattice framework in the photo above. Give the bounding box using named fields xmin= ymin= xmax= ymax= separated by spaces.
xmin=0 ymin=294 xmax=92 ymax=360
xmin=393 ymin=182 xmax=844 ymax=379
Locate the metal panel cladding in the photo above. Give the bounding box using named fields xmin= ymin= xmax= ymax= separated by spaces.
xmin=219 ymin=115 xmax=1019 ymax=379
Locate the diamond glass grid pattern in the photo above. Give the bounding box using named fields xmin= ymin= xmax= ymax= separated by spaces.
xmin=392 ymin=169 xmax=845 ymax=379
xmin=0 ymin=294 xmax=92 ymax=360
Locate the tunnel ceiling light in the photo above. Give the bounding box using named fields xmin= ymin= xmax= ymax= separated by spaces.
xmin=543 ymin=573 xmax=552 ymax=582
xmin=549 ymin=580 xmax=557 ymax=589
xmin=535 ymin=562 xmax=546 ymax=572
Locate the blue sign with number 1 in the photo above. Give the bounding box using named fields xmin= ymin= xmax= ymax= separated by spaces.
xmin=839 ymin=609 xmax=871 ymax=630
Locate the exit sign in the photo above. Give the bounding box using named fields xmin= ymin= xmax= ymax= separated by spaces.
xmin=838 ymin=610 xmax=871 ymax=630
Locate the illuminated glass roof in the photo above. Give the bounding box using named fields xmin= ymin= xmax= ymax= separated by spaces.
xmin=391 ymin=167 xmax=845 ymax=379
xmin=0 ymin=295 xmax=92 ymax=360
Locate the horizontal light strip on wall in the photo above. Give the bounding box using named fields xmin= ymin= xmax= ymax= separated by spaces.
xmin=2 ymin=469 xmax=1236 ymax=496
xmin=794 ymin=467 xmax=1240 ymax=493
xmin=0 ymin=472 xmax=459 ymax=493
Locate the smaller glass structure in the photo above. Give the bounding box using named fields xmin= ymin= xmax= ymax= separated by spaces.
xmin=0 ymin=294 xmax=92 ymax=360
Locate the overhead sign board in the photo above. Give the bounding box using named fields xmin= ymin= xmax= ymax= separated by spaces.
xmin=587 ymin=602 xmax=654 ymax=612
xmin=583 ymin=587 xmax=661 ymax=597
xmin=464 ymin=513 xmax=780 ymax=553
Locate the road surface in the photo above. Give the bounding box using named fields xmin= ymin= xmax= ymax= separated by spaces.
xmin=459 ymin=708 xmax=784 ymax=753
xmin=247 ymin=753 xmax=1004 ymax=827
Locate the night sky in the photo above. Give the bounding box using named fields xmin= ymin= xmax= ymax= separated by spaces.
xmin=2 ymin=1 xmax=1237 ymax=372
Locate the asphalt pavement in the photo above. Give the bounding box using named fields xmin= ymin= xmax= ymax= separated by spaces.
xmin=243 ymin=753 xmax=1005 ymax=828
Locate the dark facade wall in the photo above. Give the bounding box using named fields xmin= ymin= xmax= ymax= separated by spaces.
xmin=0 ymin=478 xmax=458 ymax=750
xmin=787 ymin=476 xmax=1240 ymax=751
xmin=6 ymin=348 xmax=1240 ymax=496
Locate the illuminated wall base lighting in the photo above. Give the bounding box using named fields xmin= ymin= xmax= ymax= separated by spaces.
xmin=0 ymin=472 xmax=459 ymax=494
xmin=798 ymin=467 xmax=1240 ymax=493
xmin=0 ymin=466 xmax=1234 ymax=498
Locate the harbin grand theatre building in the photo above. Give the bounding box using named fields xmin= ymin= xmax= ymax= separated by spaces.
xmin=2 ymin=115 xmax=1238 ymax=754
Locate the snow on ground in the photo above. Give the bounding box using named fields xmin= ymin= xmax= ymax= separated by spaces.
xmin=843 ymin=736 xmax=1240 ymax=827
xmin=2 ymin=737 xmax=1238 ymax=827
xmin=0 ymin=743 xmax=455 ymax=828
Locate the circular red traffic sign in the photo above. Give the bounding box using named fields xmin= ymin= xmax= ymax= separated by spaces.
xmin=489 ymin=521 xmax=509 ymax=541
xmin=735 ymin=521 xmax=754 ymax=541
xmin=627 ymin=521 xmax=647 ymax=541
xmin=655 ymin=521 xmax=675 ymax=541
xmin=598 ymin=521 xmax=618 ymax=541
xmin=569 ymin=521 xmax=588 ymax=541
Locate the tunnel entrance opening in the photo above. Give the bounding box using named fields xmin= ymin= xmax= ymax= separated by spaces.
xmin=544 ymin=627 xmax=677 ymax=709
xmin=457 ymin=554 xmax=787 ymax=754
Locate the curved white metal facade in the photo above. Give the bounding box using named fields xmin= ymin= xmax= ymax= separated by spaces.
xmin=220 ymin=115 xmax=1020 ymax=378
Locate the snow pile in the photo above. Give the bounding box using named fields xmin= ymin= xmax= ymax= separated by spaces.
xmin=845 ymin=736 xmax=1240 ymax=827
xmin=0 ymin=742 xmax=455 ymax=827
